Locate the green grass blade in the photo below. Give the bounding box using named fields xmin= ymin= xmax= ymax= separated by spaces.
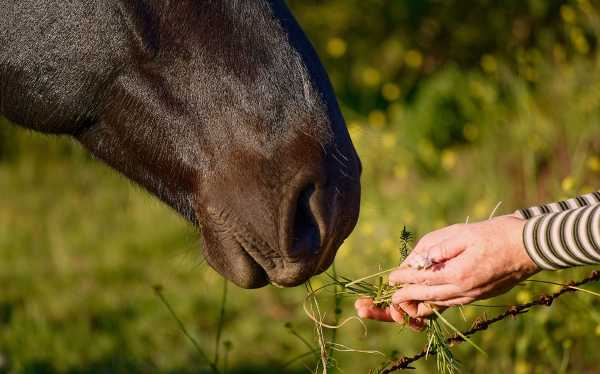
xmin=432 ymin=309 xmax=487 ymax=356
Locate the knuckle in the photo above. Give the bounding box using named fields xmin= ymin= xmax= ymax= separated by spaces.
xmin=417 ymin=234 xmax=434 ymax=248
xmin=439 ymin=243 xmax=451 ymax=257
xmin=463 ymin=278 xmax=477 ymax=291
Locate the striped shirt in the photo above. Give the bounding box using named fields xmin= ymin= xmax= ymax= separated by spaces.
xmin=515 ymin=191 xmax=600 ymax=270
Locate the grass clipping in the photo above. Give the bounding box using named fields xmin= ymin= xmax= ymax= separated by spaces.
xmin=304 ymin=227 xmax=485 ymax=374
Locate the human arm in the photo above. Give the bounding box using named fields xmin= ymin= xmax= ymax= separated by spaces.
xmin=355 ymin=190 xmax=600 ymax=321
xmin=514 ymin=190 xmax=600 ymax=218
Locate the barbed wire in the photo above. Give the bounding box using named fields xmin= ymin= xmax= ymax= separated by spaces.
xmin=378 ymin=270 xmax=600 ymax=374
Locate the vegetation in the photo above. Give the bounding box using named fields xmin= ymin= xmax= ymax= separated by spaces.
xmin=2 ymin=1 xmax=600 ymax=373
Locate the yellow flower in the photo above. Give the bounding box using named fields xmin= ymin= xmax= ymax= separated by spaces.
xmin=326 ymin=37 xmax=347 ymax=58
xmin=404 ymin=50 xmax=423 ymax=69
xmin=595 ymin=324 xmax=600 ymax=336
xmin=382 ymin=83 xmax=401 ymax=101
xmin=469 ymin=79 xmax=497 ymax=101
xmin=368 ymin=110 xmax=386 ymax=128
xmin=560 ymin=5 xmax=576 ymax=24
xmin=361 ymin=222 xmax=375 ymax=237
xmin=561 ymin=176 xmax=575 ymax=192
xmin=382 ymin=133 xmax=396 ymax=149
xmin=587 ymin=156 xmax=600 ymax=172
xmin=474 ymin=199 xmax=490 ymax=219
xmin=441 ymin=150 xmax=457 ymax=171
xmin=516 ymin=290 xmax=532 ymax=304
xmin=480 ymin=54 xmax=497 ymax=74
xmin=570 ymin=27 xmax=589 ymax=54
xmin=362 ymin=67 xmax=381 ymax=87
xmin=515 ymin=361 xmax=531 ymax=374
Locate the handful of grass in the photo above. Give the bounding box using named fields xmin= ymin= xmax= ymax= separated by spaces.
xmin=329 ymin=227 xmax=412 ymax=308
xmin=307 ymin=227 xmax=485 ymax=374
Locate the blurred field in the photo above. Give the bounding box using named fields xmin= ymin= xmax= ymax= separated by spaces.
xmin=2 ymin=1 xmax=600 ymax=373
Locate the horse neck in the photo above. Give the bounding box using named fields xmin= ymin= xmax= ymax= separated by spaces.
xmin=0 ymin=0 xmax=156 ymax=135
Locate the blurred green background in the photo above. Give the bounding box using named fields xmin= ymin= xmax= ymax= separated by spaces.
xmin=2 ymin=0 xmax=600 ymax=373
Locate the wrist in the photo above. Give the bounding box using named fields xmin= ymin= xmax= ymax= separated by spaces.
xmin=512 ymin=217 xmax=541 ymax=275
xmin=492 ymin=215 xmax=540 ymax=276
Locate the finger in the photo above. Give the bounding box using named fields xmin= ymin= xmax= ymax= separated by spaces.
xmin=389 ymin=304 xmax=406 ymax=323
xmin=392 ymin=284 xmax=462 ymax=304
xmin=398 ymin=301 xmax=443 ymax=319
xmin=416 ymin=302 xmax=435 ymax=318
xmin=354 ymin=298 xmax=374 ymax=309
xmin=429 ymin=297 xmax=475 ymax=307
xmin=355 ymin=299 xmax=396 ymax=322
xmin=414 ymin=303 xmax=448 ymax=318
xmin=389 ymin=305 xmax=426 ymax=331
xmin=389 ymin=267 xmax=449 ymax=286
xmin=357 ymin=306 xmax=396 ymax=322
xmin=396 ymin=301 xmax=419 ymax=318
xmin=427 ymin=239 xmax=467 ymax=264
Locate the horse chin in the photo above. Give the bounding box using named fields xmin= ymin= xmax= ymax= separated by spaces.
xmin=201 ymin=232 xmax=270 ymax=289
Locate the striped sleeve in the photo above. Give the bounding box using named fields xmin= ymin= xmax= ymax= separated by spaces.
xmin=523 ymin=204 xmax=600 ymax=270
xmin=515 ymin=190 xmax=600 ymax=219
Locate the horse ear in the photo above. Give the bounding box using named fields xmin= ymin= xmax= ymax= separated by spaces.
xmin=116 ymin=0 xmax=160 ymax=63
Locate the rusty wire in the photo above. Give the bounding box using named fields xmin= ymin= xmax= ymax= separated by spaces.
xmin=377 ymin=270 xmax=600 ymax=374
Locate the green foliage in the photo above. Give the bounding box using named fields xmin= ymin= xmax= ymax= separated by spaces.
xmin=2 ymin=1 xmax=600 ymax=373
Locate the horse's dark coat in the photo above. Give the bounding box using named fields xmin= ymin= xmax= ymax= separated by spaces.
xmin=0 ymin=0 xmax=361 ymax=288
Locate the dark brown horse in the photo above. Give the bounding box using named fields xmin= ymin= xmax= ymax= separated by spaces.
xmin=0 ymin=0 xmax=361 ymax=288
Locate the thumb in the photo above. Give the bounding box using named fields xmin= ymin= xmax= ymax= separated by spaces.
xmin=427 ymin=239 xmax=466 ymax=263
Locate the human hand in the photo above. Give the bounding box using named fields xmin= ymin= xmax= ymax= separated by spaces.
xmin=354 ymin=298 xmax=426 ymax=331
xmin=388 ymin=215 xmax=540 ymax=318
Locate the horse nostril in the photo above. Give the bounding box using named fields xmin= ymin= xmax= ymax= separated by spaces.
xmin=290 ymin=183 xmax=321 ymax=256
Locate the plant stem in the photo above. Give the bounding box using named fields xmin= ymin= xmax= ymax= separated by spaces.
xmin=525 ymin=279 xmax=600 ymax=298
xmin=330 ymin=262 xmax=341 ymax=361
xmin=344 ymin=267 xmax=396 ymax=287
xmin=214 ymin=278 xmax=228 ymax=368
xmin=288 ymin=325 xmax=319 ymax=359
xmin=154 ymin=286 xmax=221 ymax=374
xmin=432 ymin=309 xmax=487 ymax=356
